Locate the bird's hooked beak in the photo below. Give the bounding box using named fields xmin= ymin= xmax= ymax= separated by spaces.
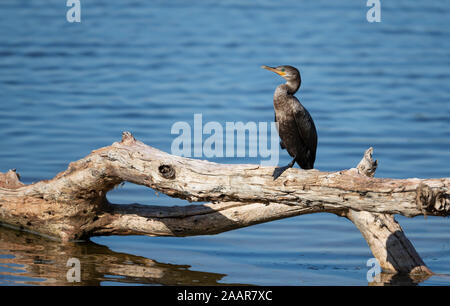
xmin=261 ymin=65 xmax=286 ymax=76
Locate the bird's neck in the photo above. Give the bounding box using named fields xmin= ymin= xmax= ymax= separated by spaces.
xmin=275 ymin=79 xmax=300 ymax=99
xmin=286 ymin=79 xmax=300 ymax=95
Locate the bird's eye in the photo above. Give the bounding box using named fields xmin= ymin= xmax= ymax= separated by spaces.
xmin=281 ymin=68 xmax=285 ymax=72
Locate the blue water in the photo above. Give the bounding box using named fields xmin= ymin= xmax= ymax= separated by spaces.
xmin=0 ymin=0 xmax=449 ymax=285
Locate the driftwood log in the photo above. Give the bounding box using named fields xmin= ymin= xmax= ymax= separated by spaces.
xmin=0 ymin=132 xmax=449 ymax=276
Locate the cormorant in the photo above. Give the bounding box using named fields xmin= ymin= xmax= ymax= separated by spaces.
xmin=261 ymin=65 xmax=317 ymax=180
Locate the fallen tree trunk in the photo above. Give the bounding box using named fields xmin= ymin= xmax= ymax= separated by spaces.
xmin=0 ymin=132 xmax=448 ymax=275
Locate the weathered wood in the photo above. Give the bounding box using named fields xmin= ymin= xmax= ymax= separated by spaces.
xmin=0 ymin=132 xmax=448 ymax=276
xmin=342 ymin=148 xmax=432 ymax=275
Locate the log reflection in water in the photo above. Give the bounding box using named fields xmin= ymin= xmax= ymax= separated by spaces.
xmin=0 ymin=226 xmax=241 ymax=286
xmin=369 ymin=272 xmax=431 ymax=286
xmin=0 ymin=226 xmax=434 ymax=286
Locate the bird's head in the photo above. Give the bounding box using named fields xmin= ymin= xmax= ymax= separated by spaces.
xmin=261 ymin=65 xmax=300 ymax=83
xmin=261 ymin=65 xmax=301 ymax=94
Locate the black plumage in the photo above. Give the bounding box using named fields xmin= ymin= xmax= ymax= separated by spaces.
xmin=262 ymin=65 xmax=317 ymax=179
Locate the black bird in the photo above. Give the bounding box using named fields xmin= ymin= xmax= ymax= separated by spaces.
xmin=261 ymin=65 xmax=317 ymax=180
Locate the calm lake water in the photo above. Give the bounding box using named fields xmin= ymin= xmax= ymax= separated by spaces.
xmin=0 ymin=0 xmax=449 ymax=285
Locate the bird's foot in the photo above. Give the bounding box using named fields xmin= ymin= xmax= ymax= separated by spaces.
xmin=272 ymin=165 xmax=290 ymax=180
